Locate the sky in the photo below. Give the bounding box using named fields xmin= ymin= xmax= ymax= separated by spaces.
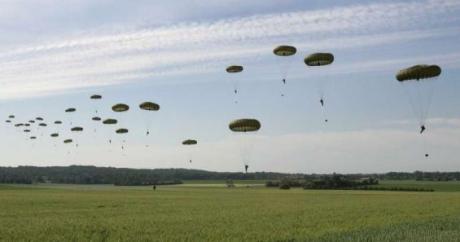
xmin=0 ymin=0 xmax=459 ymax=173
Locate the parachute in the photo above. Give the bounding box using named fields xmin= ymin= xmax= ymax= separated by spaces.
xmin=14 ymin=123 xmax=24 ymax=127
xmin=103 ymin=118 xmax=118 ymax=125
xmin=71 ymin=127 xmax=83 ymax=132
xmin=5 ymin=120 xmax=11 ymax=123
xmin=304 ymin=52 xmax=335 ymax=123
xmin=92 ymin=117 xmax=101 ymax=121
xmin=54 ymin=120 xmax=62 ymax=124
xmin=112 ymin=103 xmax=129 ymax=112
xmin=273 ymin=45 xmax=297 ymax=96
xmin=29 ymin=120 xmax=35 ymax=124
xmin=50 ymin=133 xmax=59 ymax=137
xmin=24 ymin=129 xmax=31 ymax=133
xmin=24 ymin=123 xmax=30 ymax=127
xmin=102 ymin=118 xmax=117 ymax=144
xmin=90 ymin=94 xmax=102 ymax=100
xmin=65 ymin=108 xmax=76 ymax=113
xmin=63 ymin=139 xmax=73 ymax=144
xmin=229 ymin=118 xmax=261 ymax=173
xmin=36 ymin=117 xmax=44 ymax=121
xmin=90 ymin=95 xmax=102 ymax=132
xmin=139 ymin=102 xmax=160 ymax=136
xmin=30 ymin=136 xmax=37 ymax=140
xmin=182 ymin=139 xmax=198 ymax=163
xmin=38 ymin=123 xmax=47 ymax=127
xmin=116 ymin=128 xmax=128 ymax=134
xmin=226 ymin=65 xmax=244 ymax=99
xmin=396 ymin=64 xmax=442 ymax=157
xmin=8 ymin=115 xmax=15 ymax=119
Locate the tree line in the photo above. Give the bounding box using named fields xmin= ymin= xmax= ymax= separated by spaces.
xmin=1 ymin=166 xmax=460 ymax=185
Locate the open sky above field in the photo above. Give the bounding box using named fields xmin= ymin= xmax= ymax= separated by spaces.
xmin=0 ymin=0 xmax=459 ymax=173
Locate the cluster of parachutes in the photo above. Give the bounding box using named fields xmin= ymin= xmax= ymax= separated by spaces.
xmin=4 ymin=44 xmax=442 ymax=172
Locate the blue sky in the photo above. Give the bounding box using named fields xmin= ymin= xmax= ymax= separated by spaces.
xmin=1 ymin=0 xmax=459 ymax=173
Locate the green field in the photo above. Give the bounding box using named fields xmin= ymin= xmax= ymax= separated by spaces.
xmin=2 ymin=181 xmax=460 ymax=241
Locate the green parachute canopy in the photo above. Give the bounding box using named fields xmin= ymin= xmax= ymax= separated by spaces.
xmin=139 ymin=102 xmax=160 ymax=111
xmin=63 ymin=139 xmax=73 ymax=144
xmin=396 ymin=65 xmax=442 ymax=82
xmin=103 ymin=118 xmax=117 ymax=125
xmin=226 ymin=65 xmax=243 ymax=73
xmin=38 ymin=123 xmax=47 ymax=127
xmin=90 ymin=94 xmax=102 ymax=100
xmin=23 ymin=129 xmax=31 ymax=133
xmin=116 ymin=128 xmax=128 ymax=134
xmin=29 ymin=120 xmax=35 ymax=124
xmin=182 ymin=139 xmax=198 ymax=145
xmin=304 ymin=53 xmax=334 ymax=66
xmin=54 ymin=120 xmax=62 ymax=124
xmin=50 ymin=133 xmax=59 ymax=137
xmin=229 ymin=119 xmax=261 ymax=132
xmin=65 ymin=108 xmax=76 ymax=113
xmin=112 ymin=103 xmax=129 ymax=112
xmin=273 ymin=45 xmax=297 ymax=56
xmin=71 ymin=127 xmax=83 ymax=132
xmin=5 ymin=120 xmax=11 ymax=123
xmin=8 ymin=115 xmax=15 ymax=119
xmin=24 ymin=123 xmax=30 ymax=127
xmin=36 ymin=117 xmax=44 ymax=121
xmin=30 ymin=136 xmax=37 ymax=140
xmin=92 ymin=117 xmax=102 ymax=121
xmin=14 ymin=123 xmax=24 ymax=127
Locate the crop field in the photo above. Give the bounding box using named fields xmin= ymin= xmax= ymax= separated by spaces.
xmin=2 ymin=181 xmax=460 ymax=241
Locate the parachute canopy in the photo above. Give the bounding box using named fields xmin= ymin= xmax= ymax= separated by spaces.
xmin=50 ymin=133 xmax=59 ymax=137
xmin=65 ymin=108 xmax=76 ymax=113
xmin=8 ymin=115 xmax=15 ymax=119
xmin=38 ymin=123 xmax=47 ymax=127
xmin=14 ymin=123 xmax=24 ymax=127
xmin=273 ymin=45 xmax=297 ymax=56
xmin=90 ymin=94 xmax=102 ymax=100
xmin=63 ymin=139 xmax=73 ymax=144
xmin=30 ymin=136 xmax=37 ymax=140
xmin=396 ymin=65 xmax=441 ymax=82
xmin=304 ymin=53 xmax=334 ymax=66
xmin=36 ymin=117 xmax=44 ymax=121
xmin=29 ymin=120 xmax=35 ymax=124
xmin=5 ymin=120 xmax=11 ymax=123
xmin=54 ymin=120 xmax=62 ymax=124
xmin=71 ymin=127 xmax=83 ymax=132
xmin=229 ymin=119 xmax=261 ymax=132
xmin=116 ymin=128 xmax=128 ymax=134
xmin=112 ymin=103 xmax=129 ymax=112
xmin=182 ymin=139 xmax=198 ymax=145
xmin=226 ymin=65 xmax=243 ymax=73
xmin=24 ymin=129 xmax=31 ymax=133
xmin=24 ymin=123 xmax=30 ymax=127
xmin=103 ymin=118 xmax=117 ymax=125
xmin=92 ymin=117 xmax=102 ymax=121
xmin=139 ymin=102 xmax=160 ymax=111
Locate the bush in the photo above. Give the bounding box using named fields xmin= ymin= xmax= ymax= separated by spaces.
xmin=280 ymin=183 xmax=291 ymax=190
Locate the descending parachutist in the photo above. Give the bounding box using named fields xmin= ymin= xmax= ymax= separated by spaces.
xmin=420 ymin=125 xmax=426 ymax=134
xmin=425 ymin=153 xmax=429 ymax=158
xmin=189 ymin=160 xmax=192 ymax=163
xmin=244 ymin=164 xmax=249 ymax=173
xmin=325 ymin=119 xmax=328 ymax=123
xmin=146 ymin=131 xmax=150 ymax=136
xmin=320 ymin=98 xmax=324 ymax=107
xmin=234 ymin=89 xmax=237 ymax=94
xmin=282 ymin=79 xmax=286 ymax=84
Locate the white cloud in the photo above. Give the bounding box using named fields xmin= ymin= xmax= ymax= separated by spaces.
xmin=0 ymin=0 xmax=459 ymax=100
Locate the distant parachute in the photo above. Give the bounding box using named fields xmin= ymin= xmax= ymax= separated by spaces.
xmin=229 ymin=119 xmax=261 ymax=132
xmin=14 ymin=123 xmax=24 ymax=127
xmin=304 ymin=52 xmax=335 ymax=123
xmin=116 ymin=128 xmax=128 ymax=134
xmin=54 ymin=120 xmax=62 ymax=124
xmin=92 ymin=117 xmax=102 ymax=121
xmin=50 ymin=133 xmax=59 ymax=138
xmin=229 ymin=118 xmax=261 ymax=173
xmin=90 ymin=94 xmax=102 ymax=100
xmin=36 ymin=117 xmax=44 ymax=121
xmin=23 ymin=129 xmax=31 ymax=133
xmin=396 ymin=64 xmax=442 ymax=157
xmin=30 ymin=136 xmax=37 ymax=140
xmin=71 ymin=127 xmax=83 ymax=132
xmin=5 ymin=120 xmax=11 ymax=123
xmin=63 ymin=139 xmax=73 ymax=144
xmin=226 ymin=65 xmax=244 ymax=97
xmin=38 ymin=123 xmax=47 ymax=127
xmin=8 ymin=115 xmax=15 ymax=119
xmin=65 ymin=108 xmax=76 ymax=113
xmin=29 ymin=120 xmax=35 ymax=124
xmin=139 ymin=102 xmax=160 ymax=136
xmin=24 ymin=123 xmax=30 ymax=127
xmin=182 ymin=139 xmax=198 ymax=163
xmin=112 ymin=103 xmax=129 ymax=112
xmin=273 ymin=45 xmax=297 ymax=96
xmin=103 ymin=118 xmax=118 ymax=125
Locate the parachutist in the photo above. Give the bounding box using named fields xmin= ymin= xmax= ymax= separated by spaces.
xmin=109 ymin=139 xmax=112 ymax=144
xmin=146 ymin=131 xmax=150 ymax=136
xmin=282 ymin=79 xmax=286 ymax=84
xmin=189 ymin=160 xmax=192 ymax=163
xmin=320 ymin=98 xmax=324 ymax=107
xmin=420 ymin=125 xmax=426 ymax=134
xmin=234 ymin=89 xmax=237 ymax=94
xmin=425 ymin=153 xmax=429 ymax=158
xmin=325 ymin=119 xmax=328 ymax=123
xmin=281 ymin=94 xmax=284 ymax=97
xmin=244 ymin=165 xmax=249 ymax=173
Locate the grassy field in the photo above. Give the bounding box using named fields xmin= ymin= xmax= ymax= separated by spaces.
xmin=2 ymin=182 xmax=460 ymax=241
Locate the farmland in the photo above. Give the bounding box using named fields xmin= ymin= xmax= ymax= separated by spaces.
xmin=2 ymin=181 xmax=460 ymax=241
